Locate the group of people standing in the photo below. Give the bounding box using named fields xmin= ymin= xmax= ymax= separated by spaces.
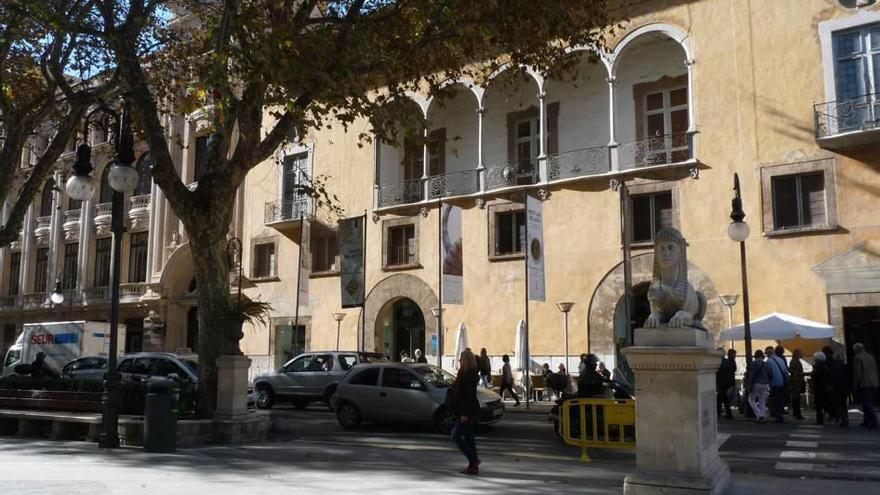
xmin=716 ymin=343 xmax=878 ymax=429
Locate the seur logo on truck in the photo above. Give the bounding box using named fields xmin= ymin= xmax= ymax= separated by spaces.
xmin=30 ymin=333 xmax=79 ymax=345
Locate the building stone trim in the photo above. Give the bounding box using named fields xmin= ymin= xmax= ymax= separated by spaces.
xmin=588 ymin=254 xmax=724 ymax=361
xmin=362 ymin=273 xmax=438 ymax=353
xmin=759 ymin=156 xmax=838 ymax=236
xmin=487 ymin=200 xmax=525 ymax=261
xmin=381 ymin=216 xmax=420 ymax=270
xmin=828 ymin=292 xmax=880 ymax=345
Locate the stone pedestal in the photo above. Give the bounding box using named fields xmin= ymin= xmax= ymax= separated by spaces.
xmin=214 ymin=355 xmax=252 ymax=421
xmin=622 ymin=328 xmax=730 ymax=495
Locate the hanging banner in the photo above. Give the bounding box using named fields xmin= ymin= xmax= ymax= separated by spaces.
xmin=339 ymin=216 xmax=365 ymax=308
xmin=526 ymin=194 xmax=545 ymax=301
xmin=298 ymin=218 xmax=311 ymax=306
xmin=441 ymin=204 xmax=463 ymax=304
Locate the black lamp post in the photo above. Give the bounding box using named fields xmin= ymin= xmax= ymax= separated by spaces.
xmin=727 ymin=173 xmax=753 ymax=367
xmin=66 ymin=102 xmax=139 ymax=449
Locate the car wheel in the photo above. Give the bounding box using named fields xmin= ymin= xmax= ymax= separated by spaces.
xmin=336 ymin=402 xmax=361 ymax=429
xmin=255 ymin=384 xmax=275 ymax=410
xmin=291 ymin=399 xmax=309 ymax=410
xmin=324 ymin=386 xmax=337 ymax=411
xmin=434 ymin=407 xmax=456 ymax=434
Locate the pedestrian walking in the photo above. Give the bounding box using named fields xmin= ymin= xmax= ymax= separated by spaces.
xmin=746 ymin=349 xmax=771 ymax=423
xmin=852 ymin=342 xmax=879 ymax=430
xmin=788 ymin=349 xmax=806 ymax=420
xmin=825 ymin=346 xmax=850 ymax=428
xmin=448 ymin=349 xmax=481 ymax=475
xmin=717 ymin=349 xmax=737 ymax=419
xmin=811 ymin=351 xmax=832 ymax=425
xmin=767 ymin=346 xmax=790 ymax=423
xmin=499 ymin=354 xmax=520 ymax=406
xmin=478 ymin=348 xmax=491 ymax=389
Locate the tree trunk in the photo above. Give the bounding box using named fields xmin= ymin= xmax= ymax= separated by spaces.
xmin=183 ymin=196 xmax=240 ymax=418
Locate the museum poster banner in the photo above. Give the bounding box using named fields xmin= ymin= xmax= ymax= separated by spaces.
xmin=442 ymin=204 xmax=463 ymax=304
xmin=526 ymin=194 xmax=545 ymax=301
xmin=298 ymin=218 xmax=311 ymax=306
xmin=339 ymin=216 xmax=365 ymax=308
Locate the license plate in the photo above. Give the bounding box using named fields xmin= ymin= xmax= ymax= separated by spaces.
xmin=493 ymin=408 xmax=503 ymax=416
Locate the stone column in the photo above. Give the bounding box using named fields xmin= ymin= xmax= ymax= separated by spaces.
xmin=214 ymin=354 xmax=252 ymax=421
xmin=476 ymin=106 xmax=486 ymax=192
xmin=607 ymin=76 xmax=619 ymax=172
xmin=622 ymin=328 xmax=730 ymax=495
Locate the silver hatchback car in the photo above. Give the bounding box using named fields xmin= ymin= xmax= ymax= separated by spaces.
xmin=334 ymin=363 xmax=504 ymax=433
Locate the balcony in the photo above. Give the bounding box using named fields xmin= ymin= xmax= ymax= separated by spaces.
xmin=485 ymin=159 xmax=538 ymax=191
xmin=23 ymin=292 xmax=47 ymax=309
xmin=82 ymin=286 xmax=109 ymax=304
xmin=34 ymin=215 xmax=51 ymax=247
xmin=375 ymin=179 xmax=424 ymax=208
xmin=128 ymin=194 xmax=151 ymax=232
xmin=62 ymin=209 xmax=81 ymax=242
xmin=814 ymin=93 xmax=880 ymax=150
xmin=264 ymin=197 xmax=313 ymax=239
xmin=618 ymin=133 xmax=692 ymax=171
xmin=120 ymin=282 xmax=147 ymax=302
xmin=0 ymin=295 xmax=20 ymax=311
xmin=547 ymin=147 xmax=610 ymax=181
xmin=94 ymin=202 xmax=112 ymax=237
xmin=428 ymin=170 xmax=480 ymax=199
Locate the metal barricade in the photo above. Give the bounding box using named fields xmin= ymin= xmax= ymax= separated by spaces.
xmin=559 ymin=398 xmax=636 ymax=462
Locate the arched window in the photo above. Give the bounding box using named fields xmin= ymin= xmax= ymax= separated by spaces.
xmin=39 ymin=178 xmax=55 ymax=217
xmin=135 ymin=152 xmax=153 ymax=196
xmin=99 ymin=162 xmax=114 ymax=204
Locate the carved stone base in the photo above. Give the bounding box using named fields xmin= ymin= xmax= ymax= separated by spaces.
xmin=215 ymin=355 xmax=252 ymax=421
xmin=622 ymin=341 xmax=729 ymax=495
xmin=634 ymin=327 xmax=712 ymax=348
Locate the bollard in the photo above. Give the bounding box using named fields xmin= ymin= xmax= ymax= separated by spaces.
xmin=144 ymin=378 xmax=177 ymax=452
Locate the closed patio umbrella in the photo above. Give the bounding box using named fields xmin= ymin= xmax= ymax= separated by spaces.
xmin=453 ymin=323 xmax=468 ymax=368
xmin=514 ymin=320 xmax=528 ymax=371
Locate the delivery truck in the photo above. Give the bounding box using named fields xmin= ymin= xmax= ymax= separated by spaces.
xmin=1 ymin=321 xmax=126 ymax=377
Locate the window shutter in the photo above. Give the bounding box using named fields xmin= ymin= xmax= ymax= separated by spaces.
xmin=548 ymin=102 xmax=560 ymax=156
xmin=800 ymin=173 xmax=826 ymax=227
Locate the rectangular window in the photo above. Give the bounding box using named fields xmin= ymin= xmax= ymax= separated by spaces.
xmin=128 ymin=232 xmax=148 ymax=283
xmin=772 ymin=173 xmax=826 ymax=230
xmin=643 ymin=87 xmax=689 ymax=164
xmin=253 ymin=242 xmax=276 ymax=279
xmin=62 ymin=243 xmax=78 ymax=290
xmin=193 ymin=135 xmax=209 ymax=182
xmin=495 ymin=210 xmax=526 ymax=256
xmin=7 ymin=252 xmax=21 ymax=296
xmin=94 ymin=237 xmax=112 ymax=287
xmin=281 ymin=153 xmax=310 ymax=219
xmin=34 ymin=248 xmax=49 ymax=293
xmin=387 ymin=224 xmax=416 ymax=266
xmin=403 ymin=130 xmax=446 ymax=179
xmin=832 ymin=26 xmax=880 ymax=132
xmin=312 ymin=233 xmax=338 ymax=273
xmin=631 ymin=192 xmax=673 ymax=244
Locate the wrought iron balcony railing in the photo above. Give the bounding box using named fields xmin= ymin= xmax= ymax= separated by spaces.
xmin=428 ymin=170 xmax=480 ymax=199
xmin=120 ymin=282 xmax=147 ymax=302
xmin=82 ymin=286 xmax=110 ymax=303
xmin=376 ymin=178 xmax=424 ymax=207
xmin=618 ymin=132 xmax=691 ymax=170
xmin=547 ymin=146 xmax=610 ymax=181
xmin=485 ymin=159 xmax=538 ymax=190
xmin=814 ymin=93 xmax=880 ymax=138
xmin=264 ymin=197 xmax=313 ymax=224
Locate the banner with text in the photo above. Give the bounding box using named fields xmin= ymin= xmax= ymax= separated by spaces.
xmin=526 ymin=195 xmax=545 ymax=301
xmin=339 ymin=216 xmax=365 ymax=308
xmin=442 ymin=204 xmax=463 ymax=304
xmin=298 ymin=218 xmax=311 ymax=307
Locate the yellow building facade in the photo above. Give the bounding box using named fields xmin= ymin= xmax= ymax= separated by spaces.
xmin=1 ymin=0 xmax=879 ymax=378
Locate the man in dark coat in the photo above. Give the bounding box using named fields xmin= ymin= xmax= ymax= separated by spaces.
xmin=824 ymin=346 xmax=850 ymax=428
xmin=716 ymin=349 xmax=737 ymax=419
xmin=811 ymin=351 xmax=832 ymax=425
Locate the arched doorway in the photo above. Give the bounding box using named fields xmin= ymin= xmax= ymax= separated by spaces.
xmin=363 ymin=273 xmax=438 ymax=358
xmin=377 ymin=298 xmax=426 ymax=361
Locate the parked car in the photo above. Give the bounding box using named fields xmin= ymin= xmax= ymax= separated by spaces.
xmin=61 ymin=356 xmax=108 ymax=382
xmin=252 ymin=351 xmax=389 ymax=410
xmin=334 ymin=363 xmax=504 ymax=433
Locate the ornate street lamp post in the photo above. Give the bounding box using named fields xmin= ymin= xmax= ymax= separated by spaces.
xmin=332 ymin=312 xmax=346 ymax=351
xmin=727 ymin=173 xmax=753 ymax=367
xmin=66 ymin=102 xmax=139 ymax=449
xmin=555 ymin=302 xmax=575 ymax=374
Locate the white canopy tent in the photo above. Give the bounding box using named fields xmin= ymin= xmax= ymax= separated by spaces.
xmin=720 ymin=312 xmax=834 ymax=341
xmin=453 ymin=323 xmax=468 ymax=368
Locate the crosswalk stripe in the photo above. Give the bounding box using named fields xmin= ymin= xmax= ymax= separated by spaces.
xmin=785 ymin=440 xmax=818 ymax=448
xmin=780 ymin=450 xmax=817 ymax=459
xmin=789 ymin=433 xmax=820 ymax=439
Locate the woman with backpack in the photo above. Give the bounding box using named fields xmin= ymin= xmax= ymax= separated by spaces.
xmin=448 ymin=349 xmax=481 ymax=475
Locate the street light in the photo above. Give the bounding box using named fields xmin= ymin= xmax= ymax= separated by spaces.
xmin=718 ymin=294 xmax=739 ymax=329
xmin=431 ymin=307 xmax=444 ymax=368
xmin=332 ymin=313 xmax=346 ymax=351
xmin=555 ymin=302 xmax=575 ymax=374
xmin=727 ymin=173 xmax=753 ymax=367
xmin=66 ymin=102 xmax=138 ymax=449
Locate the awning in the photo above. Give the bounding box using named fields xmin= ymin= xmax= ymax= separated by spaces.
xmin=720 ymin=312 xmax=834 ymax=341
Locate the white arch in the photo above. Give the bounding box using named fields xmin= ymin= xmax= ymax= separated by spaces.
xmin=565 ymin=44 xmax=613 ymax=80
xmin=610 ymin=23 xmax=694 ymax=78
xmin=425 ymin=80 xmax=483 ymax=118
xmin=485 ymin=62 xmax=543 ymax=98
xmin=403 ymin=90 xmax=431 ymax=119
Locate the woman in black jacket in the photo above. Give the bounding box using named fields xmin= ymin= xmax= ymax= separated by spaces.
xmin=449 ymin=349 xmax=481 ymax=475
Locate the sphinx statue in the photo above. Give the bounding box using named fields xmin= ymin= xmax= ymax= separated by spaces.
xmin=643 ymin=228 xmax=707 ymax=329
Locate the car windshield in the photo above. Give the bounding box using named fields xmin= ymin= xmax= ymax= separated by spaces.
xmin=182 ymin=360 xmax=198 ymax=374
xmin=413 ymin=366 xmax=455 ymax=388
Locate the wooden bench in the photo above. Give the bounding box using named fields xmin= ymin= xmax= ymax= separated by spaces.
xmin=0 ymin=390 xmax=105 ymax=441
